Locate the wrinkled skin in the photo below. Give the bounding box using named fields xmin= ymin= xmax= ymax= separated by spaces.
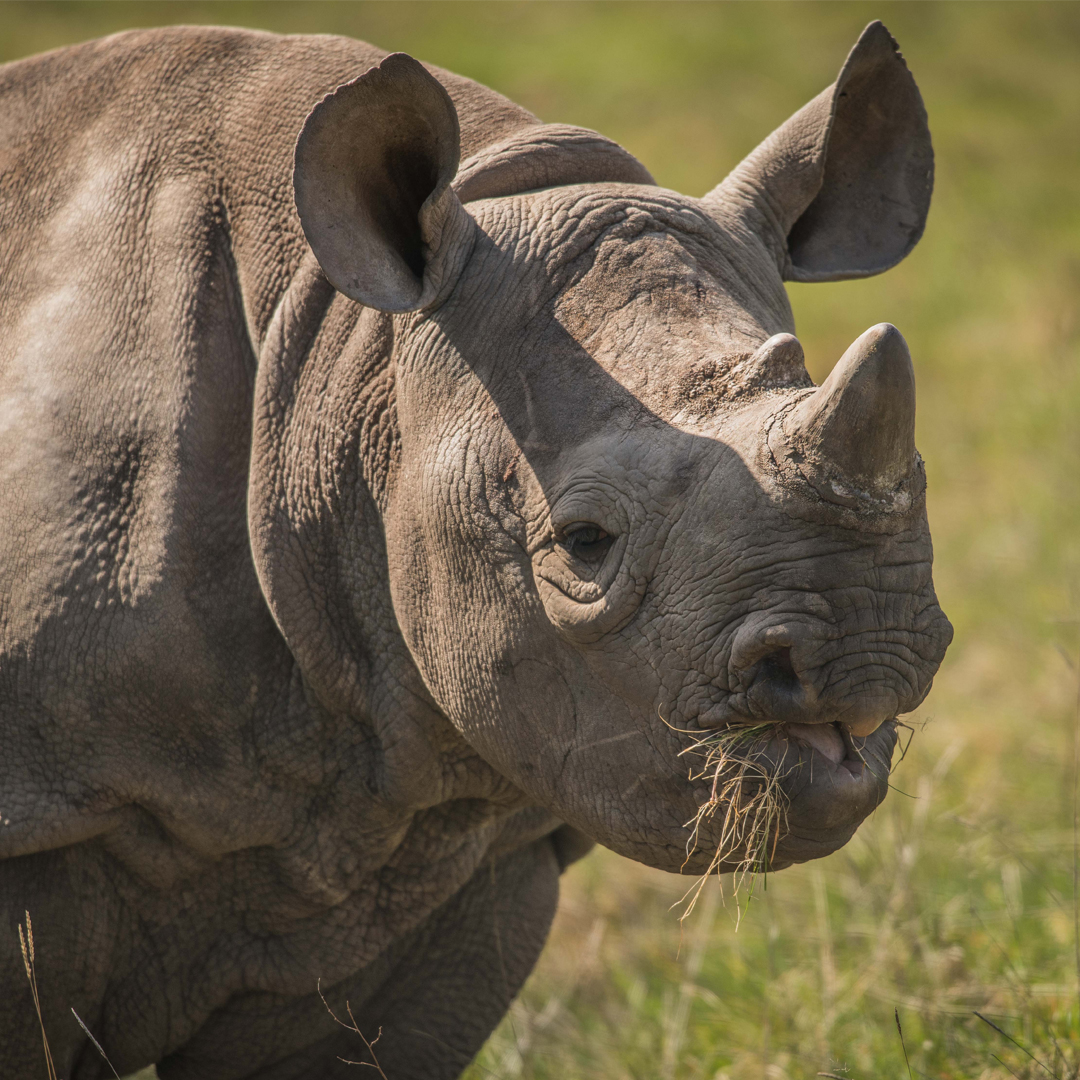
xmin=0 ymin=24 xmax=951 ymax=1079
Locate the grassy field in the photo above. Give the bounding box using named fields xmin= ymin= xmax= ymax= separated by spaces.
xmin=4 ymin=2 xmax=1079 ymax=1077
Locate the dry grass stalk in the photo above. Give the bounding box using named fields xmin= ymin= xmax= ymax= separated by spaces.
xmin=673 ymin=722 xmax=795 ymax=923
xmin=974 ymin=1011 xmax=1063 ymax=1080
xmin=18 ymin=910 xmax=57 ymax=1080
xmin=71 ymin=1007 xmax=120 ymax=1079
xmin=895 ymin=1007 xmax=914 ymax=1080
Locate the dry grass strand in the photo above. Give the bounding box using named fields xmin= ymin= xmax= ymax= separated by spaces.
xmin=673 ymin=722 xmax=796 ymax=924
xmin=19 ymin=911 xmax=58 ymax=1080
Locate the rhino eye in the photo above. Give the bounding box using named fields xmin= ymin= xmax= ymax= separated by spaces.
xmin=560 ymin=523 xmax=613 ymax=563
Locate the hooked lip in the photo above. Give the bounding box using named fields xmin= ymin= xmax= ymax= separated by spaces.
xmin=703 ymin=717 xmax=898 ymax=829
xmin=758 ymin=718 xmax=895 ymax=782
xmin=681 ymin=716 xmax=897 ymax=827
xmin=783 ymin=720 xmax=889 ymax=778
xmin=676 ymin=717 xmax=897 ymax=875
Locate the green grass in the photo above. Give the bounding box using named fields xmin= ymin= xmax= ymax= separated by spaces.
xmin=4 ymin=3 xmax=1078 ymax=1077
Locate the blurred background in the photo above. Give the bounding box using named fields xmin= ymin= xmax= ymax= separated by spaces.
xmin=4 ymin=3 xmax=1078 ymax=1077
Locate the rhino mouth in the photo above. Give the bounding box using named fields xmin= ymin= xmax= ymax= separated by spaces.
xmin=784 ymin=719 xmax=892 ymax=776
xmin=680 ymin=718 xmax=896 ymax=877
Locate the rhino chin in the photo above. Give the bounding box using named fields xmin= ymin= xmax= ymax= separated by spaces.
xmin=677 ymin=719 xmax=897 ymax=875
xmin=772 ymin=718 xmax=897 ymax=864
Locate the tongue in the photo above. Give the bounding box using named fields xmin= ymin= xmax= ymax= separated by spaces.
xmin=786 ymin=722 xmax=845 ymax=764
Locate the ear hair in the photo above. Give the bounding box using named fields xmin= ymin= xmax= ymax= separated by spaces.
xmin=702 ymin=21 xmax=933 ymax=282
xmin=294 ymin=52 xmax=474 ymax=312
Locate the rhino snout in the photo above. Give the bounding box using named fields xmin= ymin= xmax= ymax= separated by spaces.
xmin=720 ymin=615 xmax=901 ymax=737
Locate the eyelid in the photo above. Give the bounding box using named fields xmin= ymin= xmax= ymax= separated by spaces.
xmin=559 ymin=522 xmax=609 ymax=541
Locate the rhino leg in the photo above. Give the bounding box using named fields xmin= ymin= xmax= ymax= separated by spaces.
xmin=294 ymin=836 xmax=560 ymax=1080
xmin=159 ymin=836 xmax=560 ymax=1080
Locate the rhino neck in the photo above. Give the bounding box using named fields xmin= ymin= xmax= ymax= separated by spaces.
xmin=248 ymin=254 xmax=515 ymax=815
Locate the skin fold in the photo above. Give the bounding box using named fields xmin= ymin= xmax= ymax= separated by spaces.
xmin=0 ymin=22 xmax=951 ymax=1078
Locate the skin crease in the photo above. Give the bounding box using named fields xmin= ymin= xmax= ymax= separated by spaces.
xmin=0 ymin=24 xmax=950 ymax=1080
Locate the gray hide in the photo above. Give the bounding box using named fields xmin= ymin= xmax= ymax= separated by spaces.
xmin=0 ymin=22 xmax=951 ymax=1079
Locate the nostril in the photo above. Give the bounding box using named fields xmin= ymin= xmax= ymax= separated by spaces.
xmin=745 ymin=645 xmax=818 ymax=724
xmin=756 ymin=647 xmax=798 ymax=690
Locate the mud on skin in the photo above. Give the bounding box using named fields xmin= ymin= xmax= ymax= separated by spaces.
xmin=0 ymin=21 xmax=949 ymax=1078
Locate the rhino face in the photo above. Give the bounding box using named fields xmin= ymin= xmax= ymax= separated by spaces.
xmin=292 ymin=23 xmax=952 ymax=872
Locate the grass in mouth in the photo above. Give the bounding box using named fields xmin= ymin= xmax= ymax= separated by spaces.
xmin=674 ymin=722 xmax=797 ymax=925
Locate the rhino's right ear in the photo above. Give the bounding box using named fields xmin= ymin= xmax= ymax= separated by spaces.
xmin=294 ymin=53 xmax=474 ymax=312
xmin=701 ymin=22 xmax=932 ymax=282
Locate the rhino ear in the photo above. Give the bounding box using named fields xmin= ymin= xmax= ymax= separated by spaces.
xmin=294 ymin=53 xmax=474 ymax=312
xmin=702 ymin=22 xmax=932 ymax=282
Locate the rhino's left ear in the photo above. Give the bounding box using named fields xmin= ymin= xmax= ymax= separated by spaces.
xmin=702 ymin=22 xmax=932 ymax=282
xmin=294 ymin=53 xmax=474 ymax=312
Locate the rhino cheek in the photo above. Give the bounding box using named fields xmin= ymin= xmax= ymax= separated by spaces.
xmin=502 ymin=658 xmax=578 ymax=788
xmin=468 ymin=641 xmax=705 ymax=862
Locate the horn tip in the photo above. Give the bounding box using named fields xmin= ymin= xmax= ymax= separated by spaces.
xmin=834 ymin=322 xmax=914 ymax=392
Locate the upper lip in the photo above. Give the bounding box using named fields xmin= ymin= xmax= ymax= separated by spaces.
xmin=712 ymin=718 xmax=897 ymax=784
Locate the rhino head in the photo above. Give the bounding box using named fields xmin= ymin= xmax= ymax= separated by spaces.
xmin=281 ymin=22 xmax=952 ymax=875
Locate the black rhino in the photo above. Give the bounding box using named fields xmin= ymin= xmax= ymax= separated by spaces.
xmin=0 ymin=20 xmax=952 ymax=1078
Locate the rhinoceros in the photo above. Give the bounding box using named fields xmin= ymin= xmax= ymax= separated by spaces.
xmin=0 ymin=18 xmax=952 ymax=1078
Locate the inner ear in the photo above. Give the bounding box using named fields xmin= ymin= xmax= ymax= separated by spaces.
xmin=294 ymin=53 xmax=469 ymax=312
xmin=376 ymin=128 xmax=443 ymax=279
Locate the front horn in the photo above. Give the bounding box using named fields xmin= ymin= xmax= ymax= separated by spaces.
xmin=782 ymin=323 xmax=918 ymax=506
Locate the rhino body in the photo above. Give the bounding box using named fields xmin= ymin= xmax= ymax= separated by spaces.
xmin=0 ymin=24 xmax=951 ymax=1078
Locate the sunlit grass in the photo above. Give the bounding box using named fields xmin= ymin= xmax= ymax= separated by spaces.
xmin=3 ymin=2 xmax=1078 ymax=1078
